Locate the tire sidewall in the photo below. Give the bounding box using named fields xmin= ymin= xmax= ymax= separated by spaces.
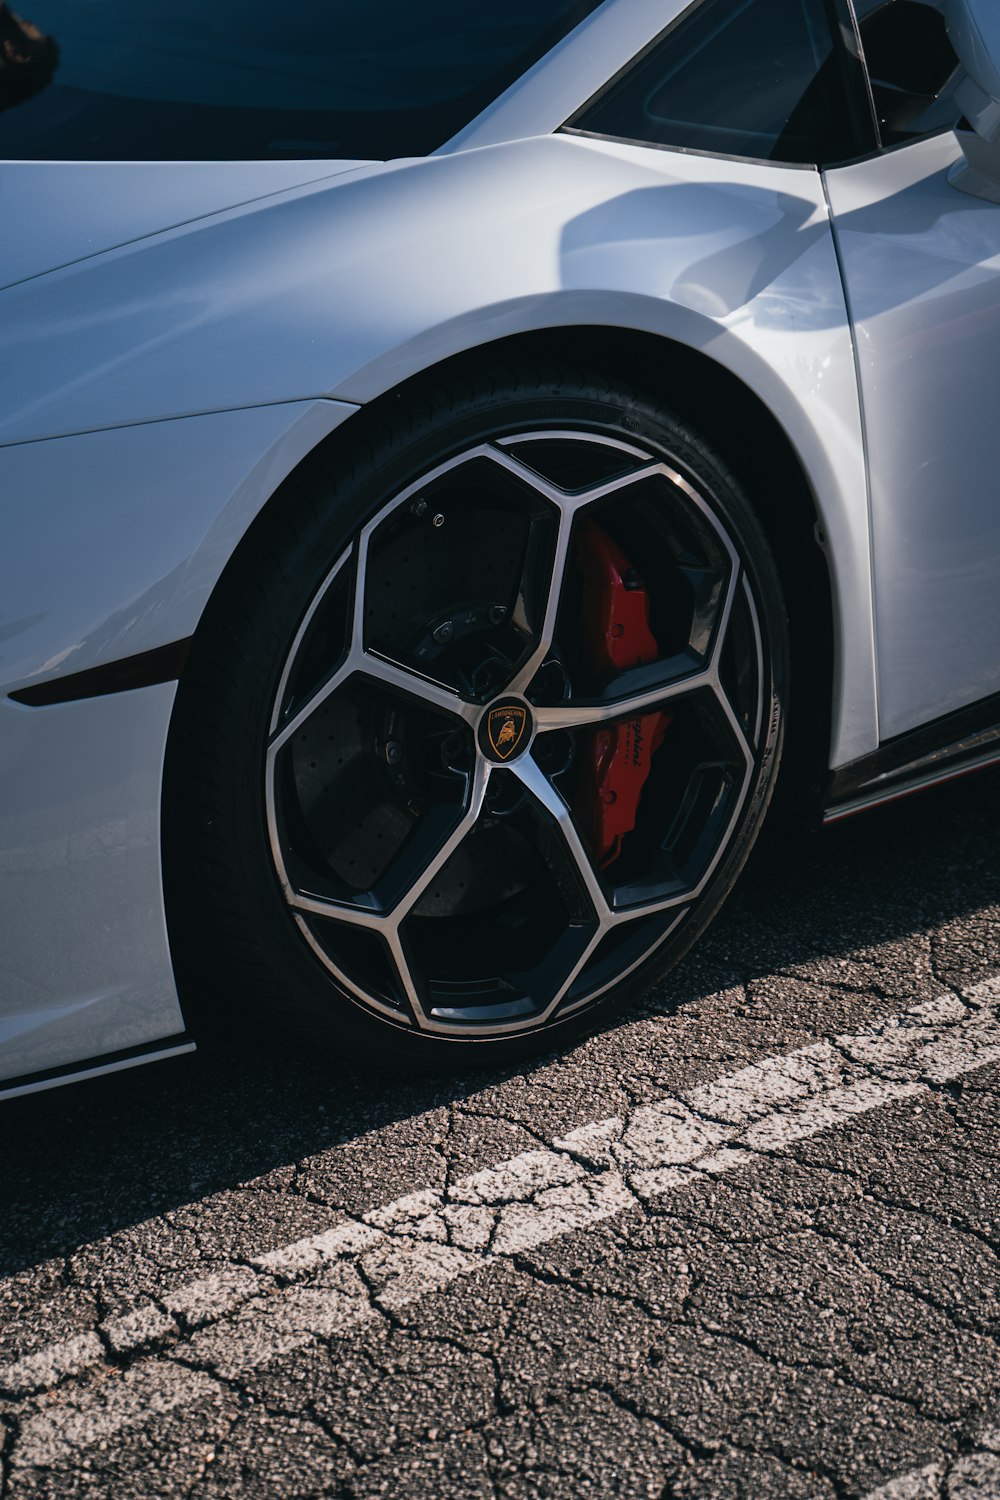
xmin=167 ymin=376 xmax=788 ymax=1065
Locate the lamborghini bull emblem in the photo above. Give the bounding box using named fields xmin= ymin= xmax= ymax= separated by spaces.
xmin=486 ymin=703 xmax=529 ymax=761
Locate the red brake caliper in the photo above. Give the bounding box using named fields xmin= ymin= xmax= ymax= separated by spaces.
xmin=576 ymin=520 xmax=670 ymax=868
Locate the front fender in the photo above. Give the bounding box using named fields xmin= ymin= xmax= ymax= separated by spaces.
xmin=0 ymin=132 xmax=875 ymax=764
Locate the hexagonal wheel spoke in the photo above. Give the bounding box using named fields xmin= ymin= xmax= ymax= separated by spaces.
xmin=269 ymin=552 xmax=478 ymax=758
xmin=285 ymin=782 xmax=483 ymax=924
xmin=533 ymin=662 xmax=713 ymax=732
xmin=508 ymin=754 xmax=612 ymax=923
xmin=500 ymin=456 xmax=664 ymax=700
xmin=356 ymin=651 xmax=478 ymax=726
xmin=530 ymin=544 xmax=744 ymax=736
xmin=386 ymin=759 xmax=492 ymax=920
xmin=260 ymin=422 xmax=777 ymax=1042
xmin=498 ymin=922 xmax=599 ymax=1020
xmin=284 ymin=760 xmax=491 ymax=1026
xmin=502 ymin=502 xmax=574 ymax=699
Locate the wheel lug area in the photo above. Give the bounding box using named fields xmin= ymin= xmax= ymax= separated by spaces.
xmin=533 ymin=729 xmax=574 ymax=779
xmin=439 ymin=727 xmax=474 ymax=775
xmin=470 ymin=655 xmax=506 ymax=699
xmin=526 ymin=655 xmax=572 ymax=706
xmin=484 ymin=770 xmax=527 ymax=818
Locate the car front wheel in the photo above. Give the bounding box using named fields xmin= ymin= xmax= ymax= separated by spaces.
xmin=166 ymin=363 xmax=788 ymax=1062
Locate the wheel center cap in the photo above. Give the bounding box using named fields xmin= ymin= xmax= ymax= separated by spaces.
xmin=478 ymin=699 xmax=533 ymax=763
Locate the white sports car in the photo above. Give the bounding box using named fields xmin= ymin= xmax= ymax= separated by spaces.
xmin=3 ymin=0 xmax=1000 ymax=1095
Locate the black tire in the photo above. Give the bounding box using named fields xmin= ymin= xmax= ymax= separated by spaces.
xmin=164 ymin=362 xmax=788 ymax=1066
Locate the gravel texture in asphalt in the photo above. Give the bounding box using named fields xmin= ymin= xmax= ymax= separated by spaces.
xmin=1 ymin=766 xmax=1000 ymax=1499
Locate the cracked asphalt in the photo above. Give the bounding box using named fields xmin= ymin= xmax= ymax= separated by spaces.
xmin=2 ymin=767 xmax=1000 ymax=1499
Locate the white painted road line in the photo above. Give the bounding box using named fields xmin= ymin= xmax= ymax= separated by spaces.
xmin=6 ymin=980 xmax=1000 ymax=1469
xmin=861 ymin=1429 xmax=1000 ymax=1498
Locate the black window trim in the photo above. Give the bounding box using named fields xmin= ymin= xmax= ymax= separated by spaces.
xmin=558 ymin=123 xmax=822 ymax=171
xmin=560 ymin=0 xmax=887 ymax=170
xmin=845 ymin=0 xmax=970 ymax=159
xmin=844 ymin=0 xmax=884 ymax=150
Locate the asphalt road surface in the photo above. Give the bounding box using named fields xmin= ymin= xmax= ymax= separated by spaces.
xmin=3 ymin=767 xmax=1000 ymax=1500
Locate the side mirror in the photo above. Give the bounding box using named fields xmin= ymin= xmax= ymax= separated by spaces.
xmin=940 ymin=0 xmax=1000 ymax=202
xmin=945 ymin=0 xmax=1000 ymax=141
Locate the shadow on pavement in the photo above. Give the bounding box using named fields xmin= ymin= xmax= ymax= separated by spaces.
xmin=1 ymin=763 xmax=998 ymax=1277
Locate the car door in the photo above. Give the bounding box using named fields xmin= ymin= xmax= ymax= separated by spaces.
xmin=823 ymin=0 xmax=1000 ymax=740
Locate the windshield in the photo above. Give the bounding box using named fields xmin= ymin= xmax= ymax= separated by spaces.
xmin=0 ymin=0 xmax=602 ymax=161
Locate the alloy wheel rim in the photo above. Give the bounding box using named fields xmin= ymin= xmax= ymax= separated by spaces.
xmin=265 ymin=429 xmax=765 ymax=1038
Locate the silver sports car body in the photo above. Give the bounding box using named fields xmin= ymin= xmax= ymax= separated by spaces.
xmin=3 ymin=0 xmax=1000 ymax=1095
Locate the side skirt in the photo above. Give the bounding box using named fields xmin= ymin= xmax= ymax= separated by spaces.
xmin=0 ymin=1036 xmax=195 ymax=1104
xmin=823 ymin=692 xmax=1000 ymax=823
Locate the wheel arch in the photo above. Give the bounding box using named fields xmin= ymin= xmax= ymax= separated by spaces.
xmin=163 ymin=347 xmax=798 ymax=1050
xmin=180 ymin=325 xmax=839 ymax=805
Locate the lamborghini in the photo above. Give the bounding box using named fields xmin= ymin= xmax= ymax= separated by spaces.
xmin=2 ymin=0 xmax=999 ymax=1095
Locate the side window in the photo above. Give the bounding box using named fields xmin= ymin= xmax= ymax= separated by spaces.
xmin=853 ymin=0 xmax=964 ymax=147
xmin=568 ymin=0 xmax=870 ymax=166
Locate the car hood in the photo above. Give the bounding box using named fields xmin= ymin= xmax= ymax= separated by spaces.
xmin=0 ymin=158 xmax=375 ymax=291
